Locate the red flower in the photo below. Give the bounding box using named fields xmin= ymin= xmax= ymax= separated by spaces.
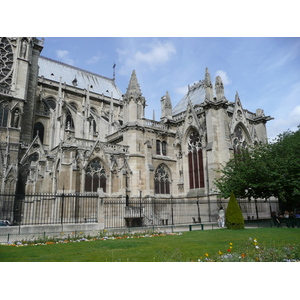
xmin=227 ymin=249 xmax=231 ymax=252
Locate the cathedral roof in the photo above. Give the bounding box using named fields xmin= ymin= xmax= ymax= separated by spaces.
xmin=38 ymin=56 xmax=123 ymax=100
xmin=172 ymin=80 xmax=206 ymax=115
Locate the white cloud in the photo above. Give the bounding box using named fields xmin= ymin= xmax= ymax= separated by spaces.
xmin=86 ymin=52 xmax=104 ymax=64
xmin=215 ymin=70 xmax=231 ymax=85
xmin=134 ymin=41 xmax=176 ymax=65
xmin=267 ymin=104 xmax=300 ymax=141
xmin=86 ymin=56 xmax=101 ymax=64
xmin=267 ymin=40 xmax=300 ymax=71
xmin=175 ymin=85 xmax=188 ymax=95
xmin=118 ymin=40 xmax=176 ymax=75
xmin=56 ymin=50 xmax=74 ymax=65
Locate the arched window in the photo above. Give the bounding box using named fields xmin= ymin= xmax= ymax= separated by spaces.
xmin=232 ymin=124 xmax=248 ymax=156
xmin=33 ymin=122 xmax=45 ymax=143
xmin=188 ymin=131 xmax=205 ymax=189
xmin=156 ymin=140 xmax=161 ymax=155
xmin=156 ymin=140 xmax=167 ymax=156
xmin=85 ymin=158 xmax=106 ymax=192
xmin=154 ymin=164 xmax=170 ymax=194
xmin=0 ymin=101 xmax=9 ymax=127
xmin=90 ymin=115 xmax=97 ymax=134
xmin=65 ymin=109 xmax=74 ymax=130
xmin=162 ymin=141 xmax=167 ymax=156
xmin=11 ymin=108 xmax=20 ymax=128
xmin=46 ymin=98 xmax=56 ymax=110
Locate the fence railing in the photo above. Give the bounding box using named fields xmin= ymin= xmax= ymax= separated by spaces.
xmin=0 ymin=193 xmax=279 ymax=228
xmin=104 ymin=198 xmax=206 ymax=228
xmin=0 ymin=193 xmax=99 ymax=225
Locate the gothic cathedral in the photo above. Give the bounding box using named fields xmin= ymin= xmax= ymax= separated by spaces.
xmin=0 ymin=37 xmax=273 ymax=218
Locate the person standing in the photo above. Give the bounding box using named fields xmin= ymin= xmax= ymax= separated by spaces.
xmin=218 ymin=207 xmax=225 ymax=228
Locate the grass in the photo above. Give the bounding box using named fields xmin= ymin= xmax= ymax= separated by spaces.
xmin=1 ymin=228 xmax=300 ymax=262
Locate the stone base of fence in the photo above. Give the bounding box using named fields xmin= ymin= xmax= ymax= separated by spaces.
xmin=0 ymin=222 xmax=104 ymax=237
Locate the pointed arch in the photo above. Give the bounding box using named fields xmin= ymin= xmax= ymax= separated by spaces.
xmin=187 ymin=130 xmax=205 ymax=189
xmin=89 ymin=114 xmax=97 ymax=135
xmin=65 ymin=108 xmax=74 ymax=130
xmin=45 ymin=97 xmax=56 ymax=110
xmin=84 ymin=158 xmax=107 ymax=192
xmin=154 ymin=164 xmax=171 ymax=195
xmin=10 ymin=104 xmax=22 ymax=128
xmin=232 ymin=122 xmax=251 ymax=155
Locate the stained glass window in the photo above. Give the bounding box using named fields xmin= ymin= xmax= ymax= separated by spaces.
xmin=188 ymin=131 xmax=205 ymax=189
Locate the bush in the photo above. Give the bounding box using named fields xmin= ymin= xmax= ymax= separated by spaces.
xmin=225 ymin=192 xmax=244 ymax=229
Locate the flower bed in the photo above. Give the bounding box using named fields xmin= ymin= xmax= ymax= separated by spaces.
xmin=0 ymin=229 xmax=182 ymax=247
xmin=197 ymin=237 xmax=300 ymax=262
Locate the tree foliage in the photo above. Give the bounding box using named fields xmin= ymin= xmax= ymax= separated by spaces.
xmin=225 ymin=192 xmax=245 ymax=229
xmin=215 ymin=126 xmax=300 ymax=211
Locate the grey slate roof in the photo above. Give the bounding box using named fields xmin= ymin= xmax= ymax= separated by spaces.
xmin=172 ymin=81 xmax=206 ymax=115
xmin=38 ymin=56 xmax=123 ymax=100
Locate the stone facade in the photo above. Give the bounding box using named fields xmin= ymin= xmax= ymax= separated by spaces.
xmin=0 ymin=37 xmax=275 ymax=223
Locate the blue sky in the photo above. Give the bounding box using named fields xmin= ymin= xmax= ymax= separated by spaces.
xmin=40 ymin=37 xmax=300 ymax=141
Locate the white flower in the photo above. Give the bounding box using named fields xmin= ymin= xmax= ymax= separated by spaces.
xmin=255 ymin=246 xmax=259 ymax=249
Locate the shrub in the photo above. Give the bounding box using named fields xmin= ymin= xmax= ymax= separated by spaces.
xmin=225 ymin=192 xmax=244 ymax=229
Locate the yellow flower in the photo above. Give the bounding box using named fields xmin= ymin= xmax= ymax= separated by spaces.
xmin=204 ymin=253 xmax=209 ymax=257
xmin=229 ymin=246 xmax=233 ymax=249
xmin=229 ymin=242 xmax=233 ymax=245
xmin=218 ymin=251 xmax=223 ymax=255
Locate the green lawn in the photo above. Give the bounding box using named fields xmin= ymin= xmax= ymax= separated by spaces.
xmin=1 ymin=228 xmax=300 ymax=262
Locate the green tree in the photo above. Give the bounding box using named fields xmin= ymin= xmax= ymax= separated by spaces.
xmin=225 ymin=192 xmax=244 ymax=229
xmin=215 ymin=126 xmax=300 ymax=212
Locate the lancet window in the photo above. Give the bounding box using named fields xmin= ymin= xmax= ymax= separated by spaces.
xmin=156 ymin=140 xmax=167 ymax=156
xmin=188 ymin=131 xmax=205 ymax=189
xmin=85 ymin=158 xmax=106 ymax=192
xmin=154 ymin=164 xmax=170 ymax=194
xmin=65 ymin=109 xmax=74 ymax=131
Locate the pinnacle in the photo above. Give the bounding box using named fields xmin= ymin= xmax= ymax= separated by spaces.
xmin=205 ymin=67 xmax=212 ymax=86
xmin=126 ymin=70 xmax=142 ymax=97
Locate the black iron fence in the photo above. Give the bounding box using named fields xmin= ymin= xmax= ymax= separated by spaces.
xmin=104 ymin=197 xmax=207 ymax=228
xmin=0 ymin=193 xmax=279 ymax=228
xmin=0 ymin=193 xmax=99 ymax=225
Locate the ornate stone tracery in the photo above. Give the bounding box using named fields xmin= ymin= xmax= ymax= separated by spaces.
xmin=154 ymin=164 xmax=170 ymax=194
xmin=232 ymin=124 xmax=249 ymax=154
xmin=85 ymin=158 xmax=107 ymax=192
xmin=0 ymin=38 xmax=14 ymax=92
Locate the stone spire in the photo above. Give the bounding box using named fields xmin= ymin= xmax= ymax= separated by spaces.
xmin=125 ymin=70 xmax=143 ymax=99
xmin=161 ymin=91 xmax=172 ymax=121
xmin=235 ymin=91 xmax=241 ymax=105
xmin=123 ymin=70 xmax=146 ymax=123
xmin=204 ymin=67 xmax=213 ymax=102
